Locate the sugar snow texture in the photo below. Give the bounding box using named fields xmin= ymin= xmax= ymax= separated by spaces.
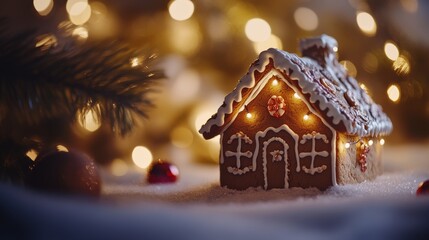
xmin=1 ymin=145 xmax=429 ymax=239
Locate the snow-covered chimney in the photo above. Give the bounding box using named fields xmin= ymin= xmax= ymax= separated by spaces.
xmin=299 ymin=34 xmax=338 ymax=66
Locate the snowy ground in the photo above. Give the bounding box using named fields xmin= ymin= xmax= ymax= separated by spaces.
xmin=1 ymin=145 xmax=429 ymax=239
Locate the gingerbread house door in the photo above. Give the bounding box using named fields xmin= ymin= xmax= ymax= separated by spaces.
xmin=254 ymin=125 xmax=299 ymax=190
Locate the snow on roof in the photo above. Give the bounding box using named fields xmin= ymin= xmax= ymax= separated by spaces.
xmin=199 ymin=35 xmax=392 ymax=139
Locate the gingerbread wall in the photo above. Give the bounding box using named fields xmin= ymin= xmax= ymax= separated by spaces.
xmin=220 ymin=70 xmax=335 ymax=190
xmin=336 ymin=133 xmax=383 ymax=185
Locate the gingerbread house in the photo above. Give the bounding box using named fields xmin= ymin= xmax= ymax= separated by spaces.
xmin=199 ymin=35 xmax=392 ymax=190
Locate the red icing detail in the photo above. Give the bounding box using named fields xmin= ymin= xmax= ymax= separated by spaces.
xmin=416 ymin=180 xmax=429 ymax=196
xmin=147 ymin=161 xmax=179 ymax=183
xmin=267 ymin=95 xmax=286 ymax=118
xmin=357 ymin=143 xmax=369 ymax=172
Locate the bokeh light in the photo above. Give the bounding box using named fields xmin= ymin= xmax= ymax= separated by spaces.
xmin=368 ymin=140 xmax=374 ymax=146
xmin=380 ymin=138 xmax=385 ymax=145
xmin=340 ymin=60 xmax=357 ymax=78
xmin=35 ymin=34 xmax=58 ymax=51
xmin=130 ymin=57 xmax=142 ymax=68
xmin=168 ymin=0 xmax=195 ymax=21
xmin=78 ymin=109 xmax=101 ymax=132
xmin=68 ymin=1 xmax=92 ymax=25
xmin=56 ymin=145 xmax=69 ymax=152
xmin=171 ymin=126 xmax=194 ymax=148
xmin=168 ymin=20 xmax=201 ymax=55
xmin=294 ymin=7 xmax=318 ymax=31
xmin=356 ymin=11 xmax=377 ymax=36
xmin=110 ymin=158 xmax=128 ymax=176
xmin=400 ymin=0 xmax=418 ymax=13
xmin=132 ymin=146 xmax=153 ymax=169
xmin=33 ymin=0 xmax=53 ymax=16
xmin=245 ymin=18 xmax=271 ymax=42
xmin=170 ymin=69 xmax=201 ymax=105
xmin=253 ymin=34 xmax=282 ymax=53
xmin=72 ymin=26 xmax=89 ymax=40
xmin=392 ymin=55 xmax=410 ymax=75
xmin=26 ymin=149 xmax=38 ymax=161
xmin=384 ymin=41 xmax=399 ymax=61
xmin=362 ymin=53 xmax=379 ymax=73
xmin=387 ymin=84 xmax=401 ymax=103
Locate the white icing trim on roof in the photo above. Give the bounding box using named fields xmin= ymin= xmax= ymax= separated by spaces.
xmin=199 ymin=48 xmax=392 ymax=138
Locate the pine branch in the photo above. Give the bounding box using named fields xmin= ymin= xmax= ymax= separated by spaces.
xmin=0 ymin=22 xmax=163 ymax=137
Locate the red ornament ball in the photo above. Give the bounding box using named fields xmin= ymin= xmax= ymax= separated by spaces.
xmin=416 ymin=180 xmax=429 ymax=196
xmin=28 ymin=150 xmax=101 ymax=197
xmin=147 ymin=160 xmax=179 ymax=184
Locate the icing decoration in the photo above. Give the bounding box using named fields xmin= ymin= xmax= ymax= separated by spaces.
xmin=357 ymin=142 xmax=369 ymax=172
xmin=254 ymin=125 xmax=298 ymax=189
xmin=298 ymin=131 xmax=329 ymax=175
xmin=270 ymin=150 xmax=284 ymax=162
xmin=267 ymin=95 xmax=286 ymax=118
xmin=225 ymin=132 xmax=253 ymax=169
xmin=227 ymin=166 xmax=252 ymax=175
xmin=302 ymin=165 xmax=327 ymax=174
xmin=221 ymin=69 xmax=337 ymax=185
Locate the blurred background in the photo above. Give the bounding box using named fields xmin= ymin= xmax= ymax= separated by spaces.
xmin=1 ymin=0 xmax=428 ymax=177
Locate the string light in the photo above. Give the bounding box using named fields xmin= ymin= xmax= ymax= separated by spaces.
xmin=368 ymin=140 xmax=374 ymax=146
xmin=132 ymin=146 xmax=153 ymax=169
xmin=168 ymin=0 xmax=195 ymax=21
xmin=356 ymin=11 xmax=377 ymax=36
xmin=303 ymin=114 xmax=309 ymax=121
xmin=244 ymin=105 xmax=253 ymax=119
xmin=294 ymin=93 xmax=301 ymax=99
xmin=245 ymin=18 xmax=271 ymax=42
xmin=272 ymin=79 xmax=279 ymax=86
xmin=333 ymin=46 xmax=338 ymax=52
xmin=344 ymin=143 xmax=351 ymax=149
xmin=380 ymin=138 xmax=385 ymax=145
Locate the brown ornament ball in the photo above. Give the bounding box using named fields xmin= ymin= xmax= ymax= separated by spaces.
xmin=28 ymin=150 xmax=101 ymax=197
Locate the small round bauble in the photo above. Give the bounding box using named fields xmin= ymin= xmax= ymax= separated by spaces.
xmin=416 ymin=180 xmax=429 ymax=196
xmin=29 ymin=150 xmax=101 ymax=197
xmin=147 ymin=160 xmax=179 ymax=184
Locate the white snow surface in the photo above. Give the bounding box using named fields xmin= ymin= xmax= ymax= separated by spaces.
xmin=1 ymin=145 xmax=429 ymax=239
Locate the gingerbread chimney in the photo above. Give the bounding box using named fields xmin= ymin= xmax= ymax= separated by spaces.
xmin=299 ymin=34 xmax=338 ymax=67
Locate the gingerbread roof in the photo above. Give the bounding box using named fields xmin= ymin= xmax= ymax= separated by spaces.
xmin=199 ymin=35 xmax=392 ymax=139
